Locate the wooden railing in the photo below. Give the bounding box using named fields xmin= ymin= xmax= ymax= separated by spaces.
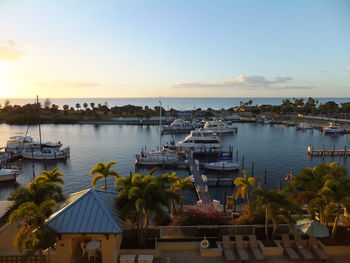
xmin=0 ymin=255 xmax=45 ymax=263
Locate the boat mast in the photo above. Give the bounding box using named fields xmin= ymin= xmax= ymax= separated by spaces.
xmin=159 ymin=100 xmax=162 ymax=152
xmin=37 ymin=95 xmax=42 ymax=146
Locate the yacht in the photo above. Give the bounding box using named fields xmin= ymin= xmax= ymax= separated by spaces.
xmin=5 ymin=135 xmax=62 ymax=154
xmin=162 ymin=119 xmax=201 ymax=134
xmin=0 ymin=168 xmax=19 ymax=182
xmin=296 ymin=123 xmax=312 ymax=130
xmin=135 ymin=151 xmax=177 ymax=166
xmin=202 ymin=119 xmax=238 ymax=134
xmin=5 ymin=135 xmax=34 ymax=153
xmin=176 ymin=129 xmax=221 ymax=152
xmin=323 ymin=124 xmax=345 ymax=135
xmin=21 ymin=147 xmax=70 ymax=160
xmin=170 ymin=119 xmax=192 ymax=128
xmin=202 ymin=161 xmax=240 ymax=171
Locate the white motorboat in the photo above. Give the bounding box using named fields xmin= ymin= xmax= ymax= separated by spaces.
xmin=0 ymin=168 xmax=19 ymax=182
xmin=135 ymin=152 xmax=177 ymax=166
xmin=162 ymin=118 xmax=201 ymax=134
xmin=202 ymin=161 xmax=240 ymax=171
xmin=323 ymin=124 xmax=345 ymax=135
xmin=296 ymin=123 xmax=312 ymax=130
xmin=5 ymin=135 xmax=34 ymax=153
xmin=21 ymin=147 xmax=70 ymax=160
xmin=170 ymin=119 xmax=195 ymax=129
xmin=5 ymin=135 xmax=62 ymax=154
xmin=202 ymin=119 xmax=238 ymax=134
xmin=176 ymin=129 xmax=221 ymax=152
xmin=263 ymin=120 xmax=273 ymax=125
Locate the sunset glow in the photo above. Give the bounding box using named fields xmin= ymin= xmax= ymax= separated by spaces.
xmin=0 ymin=0 xmax=349 ymax=98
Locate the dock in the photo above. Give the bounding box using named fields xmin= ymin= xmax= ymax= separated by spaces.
xmin=185 ymin=151 xmax=212 ymax=205
xmin=307 ymin=146 xmax=349 ymax=157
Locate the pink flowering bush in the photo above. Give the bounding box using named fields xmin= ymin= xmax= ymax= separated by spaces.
xmin=172 ymin=208 xmax=231 ymax=226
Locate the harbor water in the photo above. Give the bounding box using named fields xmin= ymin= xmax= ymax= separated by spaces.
xmin=0 ymin=123 xmax=349 ymax=203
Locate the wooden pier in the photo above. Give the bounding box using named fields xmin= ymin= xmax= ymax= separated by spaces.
xmin=185 ymin=151 xmax=212 ymax=204
xmin=307 ymin=146 xmax=349 ymax=157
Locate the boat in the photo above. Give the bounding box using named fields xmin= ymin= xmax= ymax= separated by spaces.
xmin=162 ymin=119 xmax=201 ymax=134
xmin=202 ymin=161 xmax=240 ymax=171
xmin=323 ymin=124 xmax=345 ymax=135
xmin=135 ymin=152 xmax=177 ymax=166
xmin=0 ymin=168 xmax=19 ymax=182
xmin=176 ymin=129 xmax=221 ymax=152
xmin=296 ymin=123 xmax=312 ymax=130
xmin=5 ymin=135 xmax=63 ymax=155
xmin=5 ymin=135 xmax=34 ymax=154
xmin=136 ymin=100 xmax=179 ymax=165
xmin=263 ymin=120 xmax=273 ymax=125
xmin=19 ymin=96 xmax=70 ymax=160
xmin=202 ymin=119 xmax=238 ymax=134
xmin=21 ymin=147 xmax=70 ymax=160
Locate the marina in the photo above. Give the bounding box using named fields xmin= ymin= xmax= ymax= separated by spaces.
xmin=0 ymin=122 xmax=349 ymax=203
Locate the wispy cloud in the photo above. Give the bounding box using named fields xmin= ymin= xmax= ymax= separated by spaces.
xmin=35 ymin=81 xmax=103 ymax=88
xmin=0 ymin=40 xmax=22 ymax=60
xmin=345 ymin=66 xmax=350 ymax=72
xmin=318 ymin=69 xmax=328 ymax=73
xmin=170 ymin=75 xmax=313 ymax=90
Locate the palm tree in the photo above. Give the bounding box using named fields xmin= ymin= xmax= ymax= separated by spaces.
xmin=159 ymin=173 xmax=193 ymax=215
xmin=319 ymin=177 xmax=350 ymax=238
xmin=90 ymin=161 xmax=119 ymax=190
xmin=116 ymin=172 xmax=169 ymax=246
xmin=33 ymin=167 xmax=64 ymax=185
xmin=252 ymin=187 xmax=296 ymax=241
xmin=233 ymin=170 xmax=256 ymax=202
xmin=287 ymin=162 xmax=347 ymax=225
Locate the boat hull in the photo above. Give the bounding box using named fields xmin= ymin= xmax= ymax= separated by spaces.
xmin=202 ymin=162 xmax=240 ymax=171
xmin=0 ymin=169 xmax=17 ymax=182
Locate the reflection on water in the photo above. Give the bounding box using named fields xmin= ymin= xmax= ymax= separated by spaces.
xmin=0 ymin=123 xmax=349 ymax=203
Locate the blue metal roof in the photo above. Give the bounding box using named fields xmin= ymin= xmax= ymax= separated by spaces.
xmin=44 ymin=189 xmax=123 ymax=234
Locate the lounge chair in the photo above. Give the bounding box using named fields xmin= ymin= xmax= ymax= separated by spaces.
xmin=234 ymin=235 xmax=249 ymax=262
xmin=281 ymin=234 xmax=300 ymax=261
xmin=248 ymin=235 xmax=264 ymax=261
xmin=309 ymin=236 xmax=330 ymax=261
xmin=222 ymin=235 xmax=236 ymax=261
xmin=293 ymin=234 xmax=313 ymax=261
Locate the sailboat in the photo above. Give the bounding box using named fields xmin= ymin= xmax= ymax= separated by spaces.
xmin=135 ymin=100 xmax=178 ymax=166
xmin=21 ymin=96 xmax=70 ymax=160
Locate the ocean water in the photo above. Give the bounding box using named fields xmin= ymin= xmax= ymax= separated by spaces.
xmin=0 ymin=123 xmax=349 ymax=203
xmin=3 ymin=97 xmax=350 ymax=110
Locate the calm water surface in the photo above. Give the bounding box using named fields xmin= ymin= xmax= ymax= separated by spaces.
xmin=0 ymin=123 xmax=349 ymax=203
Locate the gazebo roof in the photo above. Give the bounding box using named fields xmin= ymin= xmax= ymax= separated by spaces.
xmin=44 ymin=188 xmax=123 ymax=234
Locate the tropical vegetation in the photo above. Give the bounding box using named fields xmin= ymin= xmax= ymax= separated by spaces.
xmin=7 ymin=167 xmax=65 ymax=253
xmin=1 ymin=97 xmax=349 ymax=124
xmin=90 ymin=161 xmax=119 ymax=190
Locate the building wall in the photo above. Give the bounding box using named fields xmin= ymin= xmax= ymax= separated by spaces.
xmin=51 ymin=233 xmax=122 ymax=263
xmin=0 ymin=223 xmax=21 ymax=253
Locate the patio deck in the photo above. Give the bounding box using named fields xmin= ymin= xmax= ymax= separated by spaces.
xmin=159 ymin=250 xmax=350 ymax=263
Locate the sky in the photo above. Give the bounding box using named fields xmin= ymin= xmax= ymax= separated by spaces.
xmin=0 ymin=0 xmax=349 ymax=98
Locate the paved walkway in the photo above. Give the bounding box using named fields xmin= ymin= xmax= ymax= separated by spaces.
xmin=186 ymin=151 xmax=212 ymax=204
